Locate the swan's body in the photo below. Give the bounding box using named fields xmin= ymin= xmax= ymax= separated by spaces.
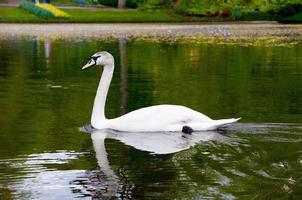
xmin=94 ymin=105 xmax=238 ymax=132
xmin=82 ymin=51 xmax=240 ymax=132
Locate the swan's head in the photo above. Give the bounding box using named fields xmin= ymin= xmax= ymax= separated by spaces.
xmin=82 ymin=51 xmax=114 ymax=70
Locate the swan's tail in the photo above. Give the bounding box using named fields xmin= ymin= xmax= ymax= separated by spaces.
xmin=211 ymin=118 xmax=241 ymax=130
xmin=183 ymin=118 xmax=241 ymax=132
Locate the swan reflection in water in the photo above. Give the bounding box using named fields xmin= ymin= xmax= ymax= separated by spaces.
xmin=81 ymin=128 xmax=229 ymax=198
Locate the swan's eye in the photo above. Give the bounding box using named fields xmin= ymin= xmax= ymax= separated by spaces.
xmin=91 ymin=55 xmax=101 ymax=62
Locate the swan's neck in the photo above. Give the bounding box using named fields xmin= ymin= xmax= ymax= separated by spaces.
xmin=91 ymin=63 xmax=114 ymax=127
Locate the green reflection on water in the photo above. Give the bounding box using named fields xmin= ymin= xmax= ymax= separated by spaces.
xmin=0 ymin=38 xmax=301 ymax=199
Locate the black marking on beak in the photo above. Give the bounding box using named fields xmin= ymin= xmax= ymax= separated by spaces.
xmin=82 ymin=55 xmax=101 ymax=70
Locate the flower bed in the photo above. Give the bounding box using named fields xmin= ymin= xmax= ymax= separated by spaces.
xmin=36 ymin=3 xmax=69 ymax=18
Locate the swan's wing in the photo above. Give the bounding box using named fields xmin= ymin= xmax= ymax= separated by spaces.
xmin=107 ymin=105 xmax=212 ymax=132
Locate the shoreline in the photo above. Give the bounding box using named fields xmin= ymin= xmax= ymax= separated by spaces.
xmin=1 ymin=23 xmax=302 ymax=45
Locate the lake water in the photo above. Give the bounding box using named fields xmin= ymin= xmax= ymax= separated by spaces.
xmin=0 ymin=37 xmax=301 ymax=199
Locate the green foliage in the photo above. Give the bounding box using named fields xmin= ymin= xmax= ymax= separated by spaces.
xmin=137 ymin=0 xmax=165 ymax=10
xmin=127 ymin=0 xmax=146 ymax=8
xmin=268 ymin=3 xmax=302 ymax=17
xmin=281 ymin=11 xmax=302 ymax=22
xmin=175 ymin=0 xmax=229 ymax=16
xmin=96 ymin=0 xmax=146 ymax=8
xmin=19 ymin=0 xmax=55 ymax=19
xmin=174 ymin=0 xmax=302 ymax=19
xmin=233 ymin=11 xmax=274 ymax=20
xmin=97 ymin=0 xmax=117 ymax=7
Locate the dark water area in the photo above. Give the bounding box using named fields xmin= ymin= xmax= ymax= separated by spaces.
xmin=0 ymin=38 xmax=301 ymax=199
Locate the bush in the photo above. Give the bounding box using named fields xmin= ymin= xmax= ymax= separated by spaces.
xmin=137 ymin=0 xmax=166 ymax=10
xmin=234 ymin=11 xmax=274 ymax=20
xmin=268 ymin=3 xmax=302 ymax=18
xmin=127 ymin=0 xmax=146 ymax=8
xmin=231 ymin=9 xmax=242 ymax=20
xmin=19 ymin=0 xmax=54 ymax=18
xmin=97 ymin=0 xmax=117 ymax=7
xmin=175 ymin=0 xmax=227 ymax=16
xmin=174 ymin=0 xmax=302 ymax=19
xmin=281 ymin=11 xmax=302 ymax=22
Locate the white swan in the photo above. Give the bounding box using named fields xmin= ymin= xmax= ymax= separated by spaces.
xmin=82 ymin=51 xmax=240 ymax=132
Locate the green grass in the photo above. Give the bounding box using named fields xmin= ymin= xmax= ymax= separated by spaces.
xmin=63 ymin=9 xmax=196 ymax=22
xmin=0 ymin=6 xmax=204 ymax=23
xmin=0 ymin=7 xmax=41 ymax=22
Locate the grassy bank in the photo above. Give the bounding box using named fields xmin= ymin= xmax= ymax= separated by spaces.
xmin=0 ymin=7 xmax=41 ymax=22
xmin=1 ymin=5 xmax=301 ymax=23
xmin=0 ymin=6 xmax=204 ymax=23
xmin=63 ymin=8 xmax=193 ymax=22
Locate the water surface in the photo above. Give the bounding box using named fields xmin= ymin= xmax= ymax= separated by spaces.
xmin=0 ymin=38 xmax=301 ymax=199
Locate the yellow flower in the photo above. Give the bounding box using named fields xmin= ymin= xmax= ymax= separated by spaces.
xmin=36 ymin=3 xmax=69 ymax=18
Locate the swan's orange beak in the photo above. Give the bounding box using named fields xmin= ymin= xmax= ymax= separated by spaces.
xmin=82 ymin=58 xmax=96 ymax=70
